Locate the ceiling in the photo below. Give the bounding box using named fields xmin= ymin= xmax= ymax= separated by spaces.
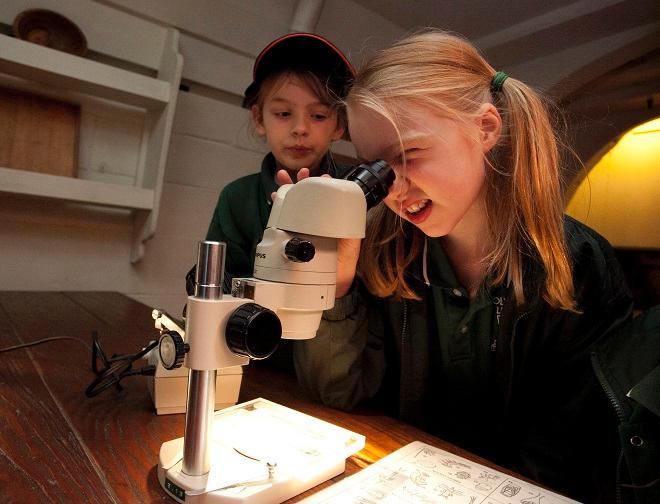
xmin=352 ymin=0 xmax=578 ymax=40
xmin=350 ymin=0 xmax=660 ymax=163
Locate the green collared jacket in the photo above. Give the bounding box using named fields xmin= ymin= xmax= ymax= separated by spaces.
xmin=294 ymin=216 xmax=635 ymax=502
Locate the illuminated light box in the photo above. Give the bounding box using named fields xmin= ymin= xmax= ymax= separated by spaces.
xmin=157 ymin=398 xmax=365 ymax=503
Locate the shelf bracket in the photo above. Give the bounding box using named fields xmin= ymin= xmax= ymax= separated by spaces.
xmin=131 ymin=28 xmax=183 ymax=263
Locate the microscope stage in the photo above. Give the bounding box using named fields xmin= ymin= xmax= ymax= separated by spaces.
xmin=158 ymin=398 xmax=365 ymax=503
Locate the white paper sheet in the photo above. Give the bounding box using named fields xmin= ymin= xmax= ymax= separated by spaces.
xmin=301 ymin=441 xmax=580 ymax=504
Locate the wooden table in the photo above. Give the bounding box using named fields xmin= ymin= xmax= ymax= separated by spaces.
xmin=0 ymin=291 xmax=520 ymax=503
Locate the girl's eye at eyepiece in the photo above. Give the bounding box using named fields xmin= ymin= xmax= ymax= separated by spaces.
xmin=344 ymin=160 xmax=395 ymax=209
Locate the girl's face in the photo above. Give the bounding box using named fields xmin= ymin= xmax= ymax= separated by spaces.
xmin=347 ymin=102 xmax=500 ymax=239
xmin=253 ymin=75 xmax=345 ymax=177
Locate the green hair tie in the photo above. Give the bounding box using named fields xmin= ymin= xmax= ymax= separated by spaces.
xmin=490 ymin=71 xmax=509 ymax=93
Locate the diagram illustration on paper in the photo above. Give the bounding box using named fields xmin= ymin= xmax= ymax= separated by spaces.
xmin=301 ymin=441 xmax=580 ymax=504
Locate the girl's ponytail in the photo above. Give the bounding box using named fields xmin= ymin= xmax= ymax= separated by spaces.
xmin=487 ymin=76 xmax=576 ymax=310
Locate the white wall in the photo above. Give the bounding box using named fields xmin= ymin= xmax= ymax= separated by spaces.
xmin=0 ymin=0 xmax=401 ymax=315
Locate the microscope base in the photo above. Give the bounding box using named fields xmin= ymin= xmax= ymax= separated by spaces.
xmin=158 ymin=442 xmax=345 ymax=503
xmin=157 ymin=398 xmax=365 ymax=503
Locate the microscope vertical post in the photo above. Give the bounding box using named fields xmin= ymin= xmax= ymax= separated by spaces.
xmin=182 ymin=241 xmax=225 ymax=476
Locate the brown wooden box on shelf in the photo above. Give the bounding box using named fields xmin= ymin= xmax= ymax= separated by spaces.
xmin=0 ymin=86 xmax=79 ymax=177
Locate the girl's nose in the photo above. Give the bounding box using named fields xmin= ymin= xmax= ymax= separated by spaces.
xmin=386 ymin=171 xmax=408 ymax=201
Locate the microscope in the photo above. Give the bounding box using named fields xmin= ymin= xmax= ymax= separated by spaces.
xmin=152 ymin=161 xmax=393 ymax=503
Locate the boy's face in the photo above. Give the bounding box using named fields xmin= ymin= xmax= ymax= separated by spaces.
xmin=252 ymin=75 xmax=345 ymax=177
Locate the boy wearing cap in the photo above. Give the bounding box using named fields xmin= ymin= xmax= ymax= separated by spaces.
xmin=202 ymin=33 xmax=354 ymax=287
xmin=186 ymin=34 xmax=354 ymax=370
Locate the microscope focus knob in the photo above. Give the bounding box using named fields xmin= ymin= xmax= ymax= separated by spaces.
xmin=158 ymin=331 xmax=189 ymax=370
xmin=226 ymin=303 xmax=281 ymax=360
xmin=284 ymin=237 xmax=315 ymax=263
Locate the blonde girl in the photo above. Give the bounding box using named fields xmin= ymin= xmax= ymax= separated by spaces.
xmin=293 ymin=29 xmax=633 ymax=502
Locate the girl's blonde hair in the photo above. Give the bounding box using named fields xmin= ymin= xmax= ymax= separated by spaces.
xmin=349 ymin=29 xmax=575 ymax=310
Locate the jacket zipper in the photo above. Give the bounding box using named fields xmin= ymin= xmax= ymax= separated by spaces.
xmin=592 ymin=352 xmax=627 ymax=504
xmin=504 ymin=310 xmax=529 ymax=410
xmin=590 ymin=352 xmax=627 ymax=423
xmin=400 ymin=300 xmax=409 ymax=415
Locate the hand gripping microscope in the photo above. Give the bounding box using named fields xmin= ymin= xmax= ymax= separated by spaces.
xmin=152 ymin=161 xmax=393 ymax=503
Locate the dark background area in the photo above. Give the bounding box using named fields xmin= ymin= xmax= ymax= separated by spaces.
xmin=615 ymin=248 xmax=660 ymax=311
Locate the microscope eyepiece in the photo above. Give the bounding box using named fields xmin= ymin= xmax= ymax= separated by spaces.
xmin=344 ymin=159 xmax=394 ymax=209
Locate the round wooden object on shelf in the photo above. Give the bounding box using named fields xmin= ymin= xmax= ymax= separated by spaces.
xmin=13 ymin=9 xmax=87 ymax=57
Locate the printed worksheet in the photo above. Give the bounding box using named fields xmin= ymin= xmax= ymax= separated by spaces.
xmin=301 ymin=441 xmax=580 ymax=504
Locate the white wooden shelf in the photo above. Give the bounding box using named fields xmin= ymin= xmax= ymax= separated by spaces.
xmin=0 ymin=1 xmax=183 ymax=262
xmin=0 ymin=35 xmax=170 ymax=109
xmin=0 ymin=166 xmax=154 ymax=210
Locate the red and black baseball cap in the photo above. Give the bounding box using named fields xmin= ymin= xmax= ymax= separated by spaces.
xmin=242 ymin=32 xmax=355 ymax=108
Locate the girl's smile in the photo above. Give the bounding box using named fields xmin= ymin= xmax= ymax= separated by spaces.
xmin=404 ymin=198 xmax=432 ymax=224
